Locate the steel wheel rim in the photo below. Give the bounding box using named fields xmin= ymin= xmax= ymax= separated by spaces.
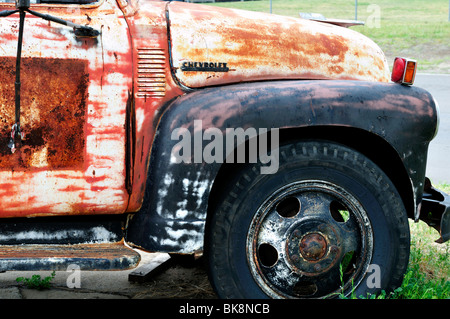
xmin=246 ymin=180 xmax=374 ymax=299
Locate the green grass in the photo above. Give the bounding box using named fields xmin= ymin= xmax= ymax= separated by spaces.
xmin=437 ymin=183 xmax=450 ymax=194
xmin=396 ymin=218 xmax=449 ymax=299
xmin=360 ymin=183 xmax=449 ymax=299
xmin=403 ymin=185 xmax=449 ymax=299
xmin=207 ymin=0 xmax=450 ymax=72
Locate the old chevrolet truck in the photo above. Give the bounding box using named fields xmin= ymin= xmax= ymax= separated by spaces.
xmin=0 ymin=0 xmax=448 ymax=299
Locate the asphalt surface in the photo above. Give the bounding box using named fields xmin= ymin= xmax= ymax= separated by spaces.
xmin=415 ymin=73 xmax=450 ymax=184
xmin=0 ymin=73 xmax=447 ymax=300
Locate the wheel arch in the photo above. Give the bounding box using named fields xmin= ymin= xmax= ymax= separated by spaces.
xmin=207 ymin=125 xmax=416 ymax=233
xmin=126 ymin=80 xmax=437 ymax=254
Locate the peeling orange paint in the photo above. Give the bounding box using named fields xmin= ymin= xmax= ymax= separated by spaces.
xmin=167 ymin=2 xmax=390 ymax=88
xmin=0 ymin=0 xmax=132 ymax=217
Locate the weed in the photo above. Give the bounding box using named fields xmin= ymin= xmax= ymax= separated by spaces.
xmin=16 ymin=271 xmax=56 ymax=290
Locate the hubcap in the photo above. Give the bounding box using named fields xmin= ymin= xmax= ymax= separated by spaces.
xmin=246 ymin=180 xmax=373 ymax=299
xmin=299 ymin=233 xmax=327 ymax=261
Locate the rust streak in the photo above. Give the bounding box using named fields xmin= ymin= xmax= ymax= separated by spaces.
xmin=168 ymin=2 xmax=390 ymax=88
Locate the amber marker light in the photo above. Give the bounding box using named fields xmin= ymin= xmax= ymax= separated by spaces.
xmin=391 ymin=57 xmax=417 ymax=86
xmin=403 ymin=60 xmax=417 ymax=85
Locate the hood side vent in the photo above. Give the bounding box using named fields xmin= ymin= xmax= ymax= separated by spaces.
xmin=136 ymin=48 xmax=166 ymax=99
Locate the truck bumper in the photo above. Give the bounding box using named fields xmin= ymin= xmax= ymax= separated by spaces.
xmin=419 ymin=177 xmax=450 ymax=243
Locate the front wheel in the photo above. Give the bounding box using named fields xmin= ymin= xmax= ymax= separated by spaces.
xmin=206 ymin=140 xmax=410 ymax=298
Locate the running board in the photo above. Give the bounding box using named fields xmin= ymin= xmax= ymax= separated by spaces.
xmin=0 ymin=242 xmax=140 ymax=271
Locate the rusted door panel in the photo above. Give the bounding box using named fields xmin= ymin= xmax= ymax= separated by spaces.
xmin=0 ymin=0 xmax=132 ymax=217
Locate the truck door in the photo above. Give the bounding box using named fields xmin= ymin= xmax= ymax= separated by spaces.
xmin=0 ymin=0 xmax=132 ymax=217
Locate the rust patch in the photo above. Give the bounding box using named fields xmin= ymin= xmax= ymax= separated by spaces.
xmin=168 ymin=2 xmax=390 ymax=88
xmin=0 ymin=57 xmax=88 ymax=170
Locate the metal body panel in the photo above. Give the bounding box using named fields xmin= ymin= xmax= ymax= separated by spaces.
xmin=0 ymin=214 xmax=126 ymax=245
xmin=126 ymin=80 xmax=438 ymax=253
xmin=167 ymin=2 xmax=390 ymax=88
xmin=117 ymin=0 xmax=185 ymax=213
xmin=0 ymin=0 xmax=132 ymax=217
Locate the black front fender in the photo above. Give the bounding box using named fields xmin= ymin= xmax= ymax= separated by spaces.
xmin=126 ymin=80 xmax=438 ymax=253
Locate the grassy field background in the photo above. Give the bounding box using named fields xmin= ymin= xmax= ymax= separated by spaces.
xmin=207 ymin=0 xmax=450 ymax=73
xmin=206 ymin=0 xmax=450 ymax=298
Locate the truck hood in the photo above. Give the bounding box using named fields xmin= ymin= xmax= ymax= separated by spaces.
xmin=167 ymin=2 xmax=390 ymax=88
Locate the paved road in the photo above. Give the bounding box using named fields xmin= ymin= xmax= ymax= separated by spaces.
xmin=415 ymin=73 xmax=450 ymax=184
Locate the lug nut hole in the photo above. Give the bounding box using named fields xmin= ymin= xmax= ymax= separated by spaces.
xmin=276 ymin=197 xmax=300 ymax=218
xmin=258 ymin=243 xmax=278 ymax=268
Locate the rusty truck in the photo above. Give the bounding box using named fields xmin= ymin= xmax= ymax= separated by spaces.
xmin=0 ymin=0 xmax=448 ymax=299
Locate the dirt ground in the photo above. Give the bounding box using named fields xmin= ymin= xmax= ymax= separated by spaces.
xmin=132 ymin=260 xmax=217 ymax=299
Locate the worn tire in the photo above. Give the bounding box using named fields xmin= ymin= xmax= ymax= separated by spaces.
xmin=206 ymin=140 xmax=410 ymax=298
